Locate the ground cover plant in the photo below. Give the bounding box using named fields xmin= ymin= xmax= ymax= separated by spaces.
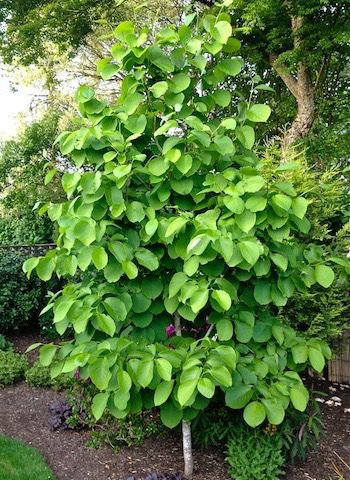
xmin=0 ymin=351 xmax=28 ymax=386
xmin=23 ymin=0 xmax=346 ymax=476
xmin=0 ymin=435 xmax=57 ymax=480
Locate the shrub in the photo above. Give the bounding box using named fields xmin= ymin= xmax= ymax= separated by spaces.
xmin=226 ymin=424 xmax=285 ymax=480
xmin=0 ymin=350 xmax=28 ymax=385
xmin=0 ymin=334 xmax=12 ymax=351
xmin=0 ymin=252 xmax=51 ymax=333
xmin=25 ymin=360 xmax=72 ymax=389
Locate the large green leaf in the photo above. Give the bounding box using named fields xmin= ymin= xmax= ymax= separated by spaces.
xmin=243 ymin=401 xmax=266 ymax=427
xmin=90 ymin=358 xmax=112 ymax=390
xmin=160 ymin=402 xmax=183 ymax=428
xmin=225 ymin=384 xmax=253 ymax=409
xmin=154 ymin=381 xmax=174 ymax=406
xmin=246 ymin=104 xmax=271 ymax=123
xmin=314 ymin=265 xmax=335 ymax=288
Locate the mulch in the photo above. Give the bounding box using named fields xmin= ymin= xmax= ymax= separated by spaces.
xmin=0 ymin=334 xmax=349 ymax=480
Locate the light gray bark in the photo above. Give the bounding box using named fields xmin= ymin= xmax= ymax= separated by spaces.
xmin=174 ymin=313 xmax=194 ymax=479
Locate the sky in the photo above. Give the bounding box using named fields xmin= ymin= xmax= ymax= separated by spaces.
xmin=0 ymin=71 xmax=36 ymax=140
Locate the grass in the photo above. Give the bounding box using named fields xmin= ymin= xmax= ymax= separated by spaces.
xmin=0 ymin=435 xmax=57 ymax=480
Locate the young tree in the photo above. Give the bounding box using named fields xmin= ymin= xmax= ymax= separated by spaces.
xmin=25 ymin=2 xmax=339 ymax=476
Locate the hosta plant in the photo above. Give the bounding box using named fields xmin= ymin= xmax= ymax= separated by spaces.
xmin=24 ymin=0 xmax=339 ymax=476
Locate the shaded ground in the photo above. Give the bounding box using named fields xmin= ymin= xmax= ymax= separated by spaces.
xmin=0 ymin=334 xmax=349 ymax=480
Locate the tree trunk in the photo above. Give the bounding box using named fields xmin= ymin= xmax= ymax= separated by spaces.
xmin=174 ymin=314 xmax=194 ymax=479
xmin=281 ymin=65 xmax=315 ymax=150
xmin=270 ymin=13 xmax=315 ymax=157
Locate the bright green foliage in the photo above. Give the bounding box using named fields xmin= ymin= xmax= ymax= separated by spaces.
xmin=26 ymin=5 xmax=338 ymax=429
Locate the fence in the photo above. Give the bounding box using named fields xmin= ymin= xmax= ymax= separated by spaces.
xmin=328 ymin=333 xmax=350 ymax=384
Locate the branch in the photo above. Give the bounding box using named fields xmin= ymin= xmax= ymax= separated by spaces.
xmin=269 ymin=53 xmax=299 ymax=99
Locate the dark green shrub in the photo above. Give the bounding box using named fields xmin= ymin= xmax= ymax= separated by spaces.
xmin=226 ymin=425 xmax=285 ymax=480
xmin=25 ymin=360 xmax=72 ymax=389
xmin=0 ymin=252 xmax=60 ymax=334
xmin=0 ymin=334 xmax=12 ymax=351
xmin=0 ymin=350 xmax=28 ymax=385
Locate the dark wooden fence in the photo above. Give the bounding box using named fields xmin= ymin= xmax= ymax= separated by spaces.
xmin=328 ymin=333 xmax=350 ymax=384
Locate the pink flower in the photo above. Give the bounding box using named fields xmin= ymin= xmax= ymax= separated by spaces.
xmin=166 ymin=324 xmax=176 ymax=337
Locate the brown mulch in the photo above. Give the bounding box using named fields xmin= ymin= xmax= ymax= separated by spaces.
xmin=0 ymin=334 xmax=349 ymax=480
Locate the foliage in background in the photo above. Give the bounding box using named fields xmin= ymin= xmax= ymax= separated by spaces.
xmin=0 ymin=334 xmax=13 ymax=351
xmin=0 ymin=351 xmax=28 ymax=385
xmin=0 ymin=110 xmax=64 ymax=245
xmin=0 ymin=252 xmax=58 ymax=334
xmin=0 ymin=435 xmax=57 ymax=480
xmin=25 ymin=361 xmax=72 ymax=389
xmin=258 ymin=147 xmax=350 ymax=340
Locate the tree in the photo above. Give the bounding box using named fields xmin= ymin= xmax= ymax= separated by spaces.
xmin=196 ymin=0 xmax=350 ymax=152
xmin=25 ymin=3 xmax=340 ymax=476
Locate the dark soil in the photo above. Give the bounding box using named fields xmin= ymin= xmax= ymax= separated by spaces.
xmin=0 ymin=334 xmax=349 ymax=480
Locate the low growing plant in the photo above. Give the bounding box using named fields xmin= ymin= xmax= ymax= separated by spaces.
xmin=0 ymin=334 xmax=12 ymax=351
xmin=0 ymin=350 xmax=28 ymax=385
xmin=25 ymin=360 xmax=72 ymax=389
xmin=226 ymin=424 xmax=285 ymax=480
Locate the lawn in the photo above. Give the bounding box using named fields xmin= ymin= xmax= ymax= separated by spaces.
xmin=0 ymin=435 xmax=56 ymax=480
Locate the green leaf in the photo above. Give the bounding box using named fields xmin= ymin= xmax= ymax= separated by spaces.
xmin=23 ymin=257 xmax=39 ymax=278
xmin=91 ymin=246 xmax=108 ymax=270
xmin=95 ymin=312 xmax=116 ymax=337
xmin=36 ymin=257 xmax=55 ymax=281
xmin=104 ymin=297 xmax=127 ymax=321
xmin=211 ymin=366 xmax=232 ymax=387
xmin=190 ymin=289 xmax=209 ymax=313
xmin=135 ymin=249 xmax=159 ymax=271
xmin=74 ymin=219 xmax=96 ymax=246
xmin=245 ymin=196 xmax=267 ymax=212
xmin=122 ymin=260 xmax=139 ymax=279
xmin=145 ymin=219 xmax=159 ymax=237
xmin=270 ymin=253 xmax=288 ymax=272
xmin=223 ymin=196 xmax=245 ymax=214
xmin=212 ymin=90 xmax=231 ymax=107
xmin=169 ymin=272 xmax=188 ymax=297
xmin=308 ymin=347 xmax=325 ymax=372
xmin=165 ymin=217 xmax=188 ymax=237
xmin=90 ymin=358 xmax=112 ymax=390
xmin=235 ymin=210 xmax=256 ymax=233
xmin=150 ymin=81 xmax=168 ymax=98
xmin=39 ymin=344 xmax=57 ymax=367
xmin=214 ymin=136 xmax=235 ymax=155
xmin=292 ymin=344 xmax=308 ymax=364
xmin=126 ymin=201 xmax=145 ymax=223
xmin=178 ymin=380 xmax=197 ymax=406
xmin=136 ymin=360 xmax=154 ymax=388
xmin=92 ymin=392 xmax=109 ymax=421
xmin=290 ymin=386 xmax=309 ymax=412
xmin=292 ymin=197 xmax=308 ymax=219
xmin=239 ymin=241 xmax=260 ymax=266
xmin=225 ymin=385 xmax=253 ymax=409
xmin=169 ymin=73 xmax=191 ymax=93
xmin=217 ymin=58 xmax=242 ymax=76
xmin=212 ymin=290 xmax=232 ymax=311
xmin=236 ymin=125 xmax=255 ymax=149
xmin=254 ymin=282 xmax=271 ymax=305
xmin=262 ymin=399 xmax=285 ymax=425
xmin=212 ymin=21 xmax=232 ymax=44
xmin=246 ymin=104 xmax=271 ymax=123
xmin=271 ymin=194 xmax=292 ymax=212
xmin=220 ymin=118 xmax=237 ymax=130
xmin=198 ymin=378 xmax=215 ymax=399
xmin=160 ymin=402 xmax=183 ymax=428
xmin=243 ymin=401 xmax=266 ymax=427
xmin=216 ymin=319 xmax=233 ymax=341
xmin=154 ymin=381 xmax=174 ymax=406
xmin=148 ymin=157 xmax=169 ymax=176
xmin=117 ymin=370 xmax=132 ymax=393
xmin=315 ymin=265 xmax=335 ymax=288
xmin=155 ymin=358 xmax=172 ymax=382
xmin=76 ymin=85 xmax=95 ymax=103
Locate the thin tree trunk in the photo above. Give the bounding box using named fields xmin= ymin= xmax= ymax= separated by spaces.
xmin=174 ymin=313 xmax=194 ymax=479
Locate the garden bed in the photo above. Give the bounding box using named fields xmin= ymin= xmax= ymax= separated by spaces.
xmin=0 ymin=334 xmax=349 ymax=480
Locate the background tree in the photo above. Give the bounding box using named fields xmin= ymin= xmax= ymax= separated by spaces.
xmin=24 ymin=4 xmax=343 ymax=477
